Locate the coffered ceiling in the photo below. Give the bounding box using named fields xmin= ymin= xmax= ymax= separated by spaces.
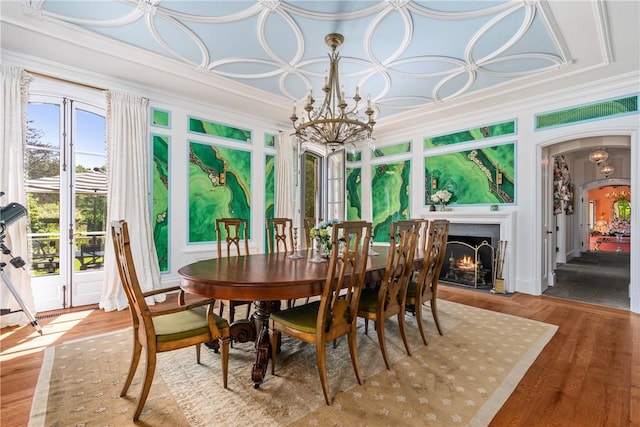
xmin=2 ymin=1 xmax=638 ymax=130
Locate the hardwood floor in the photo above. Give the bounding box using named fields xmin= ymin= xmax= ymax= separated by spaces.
xmin=1 ymin=287 xmax=638 ymax=426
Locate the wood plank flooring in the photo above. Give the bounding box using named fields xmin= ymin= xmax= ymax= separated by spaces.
xmin=1 ymin=287 xmax=638 ymax=426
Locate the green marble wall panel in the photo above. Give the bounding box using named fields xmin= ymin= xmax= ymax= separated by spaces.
xmin=535 ymin=95 xmax=638 ymax=129
xmin=372 ymin=142 xmax=411 ymax=158
xmin=151 ymin=108 xmax=170 ymax=128
xmin=425 ymin=143 xmax=515 ymax=205
xmin=347 ymin=151 xmax=362 ymax=162
xmin=425 ymin=120 xmax=516 ymax=149
xmin=346 ymin=167 xmax=361 ymax=220
xmin=152 ymin=134 xmax=169 ymax=272
xmin=371 ymin=160 xmax=410 ymax=243
xmin=264 ymin=154 xmax=275 ymax=252
xmin=188 ymin=141 xmax=251 ymax=243
xmin=265 ymin=133 xmax=276 ymax=147
xmin=189 ymin=116 xmax=252 ymax=143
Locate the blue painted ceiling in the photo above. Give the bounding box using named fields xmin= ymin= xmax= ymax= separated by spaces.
xmin=30 ymin=0 xmax=568 ymax=120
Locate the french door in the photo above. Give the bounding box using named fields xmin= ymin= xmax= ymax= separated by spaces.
xmin=301 ymin=149 xmax=345 ymax=223
xmin=25 ymin=93 xmax=107 ymax=311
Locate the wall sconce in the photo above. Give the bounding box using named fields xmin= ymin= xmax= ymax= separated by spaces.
xmin=219 ymin=171 xmax=226 ymax=185
xmin=497 ymin=171 xmax=503 ymax=185
xmin=431 ymin=177 xmax=438 ymax=189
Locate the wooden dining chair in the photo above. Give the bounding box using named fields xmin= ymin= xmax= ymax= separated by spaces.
xmin=266 ymin=217 xmax=303 ymax=308
xmin=406 ymin=219 xmax=450 ymax=345
xmin=269 ymin=220 xmax=372 ymax=405
xmin=216 ymin=217 xmax=251 ymax=323
xmin=357 ymin=219 xmax=420 ymax=369
xmin=266 ymin=217 xmax=294 ymax=254
xmin=111 ymin=220 xmax=230 ymax=421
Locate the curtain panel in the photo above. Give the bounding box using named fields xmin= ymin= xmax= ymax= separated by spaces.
xmin=553 ymin=155 xmax=574 ymax=215
xmin=276 ymin=132 xmax=296 ymax=222
xmin=0 ymin=65 xmax=36 ymax=328
xmin=100 ymin=90 xmax=162 ymax=311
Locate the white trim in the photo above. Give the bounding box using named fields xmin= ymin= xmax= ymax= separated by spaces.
xmin=424 ymin=210 xmax=516 ymax=293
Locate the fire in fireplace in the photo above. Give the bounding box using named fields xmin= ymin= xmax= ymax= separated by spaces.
xmin=440 ymin=235 xmax=494 ymax=288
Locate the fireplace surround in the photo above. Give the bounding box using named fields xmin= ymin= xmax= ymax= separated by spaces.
xmin=423 ymin=210 xmax=515 ymax=293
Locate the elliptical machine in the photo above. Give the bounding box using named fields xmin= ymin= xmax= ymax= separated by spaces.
xmin=0 ymin=193 xmax=42 ymax=334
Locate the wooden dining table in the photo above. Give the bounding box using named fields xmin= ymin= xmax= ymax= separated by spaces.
xmin=179 ymin=246 xmax=419 ymax=387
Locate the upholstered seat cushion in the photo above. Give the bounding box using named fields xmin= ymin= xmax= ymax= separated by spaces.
xmin=270 ymin=300 xmax=321 ymax=333
xmin=153 ymin=308 xmax=229 ymax=342
xmin=357 ymin=287 xmax=379 ymax=313
xmin=406 ymin=281 xmax=433 ymax=300
xmin=406 ymin=281 xmax=417 ymax=299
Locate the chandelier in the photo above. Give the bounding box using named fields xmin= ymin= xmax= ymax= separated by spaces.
xmin=605 ymin=188 xmax=630 ymax=200
xmin=600 ymin=162 xmax=615 ymax=178
xmin=588 ymin=148 xmax=609 ymax=164
xmin=290 ymin=33 xmax=375 ymax=151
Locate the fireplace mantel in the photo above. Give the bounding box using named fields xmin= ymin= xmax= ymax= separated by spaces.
xmin=423 ymin=210 xmax=516 ymax=292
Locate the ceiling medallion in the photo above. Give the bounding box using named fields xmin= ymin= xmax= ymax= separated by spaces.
xmin=290 ymin=33 xmax=376 ymax=151
xmin=600 ymin=163 xmax=615 ymax=178
xmin=588 ymin=148 xmax=609 ymax=164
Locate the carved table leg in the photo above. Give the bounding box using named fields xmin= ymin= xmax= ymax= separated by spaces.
xmin=250 ymin=300 xmax=281 ymax=388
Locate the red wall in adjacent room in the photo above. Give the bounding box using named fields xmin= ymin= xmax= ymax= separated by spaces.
xmin=587 ymin=185 xmax=631 ymax=224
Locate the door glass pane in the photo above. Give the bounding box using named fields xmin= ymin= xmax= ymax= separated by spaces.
xmin=304 ymin=154 xmax=320 ymax=219
xmin=26 ymin=102 xmax=61 ymax=276
xmin=327 ymin=152 xmax=344 ymax=220
xmin=74 ymin=108 xmax=106 ymax=272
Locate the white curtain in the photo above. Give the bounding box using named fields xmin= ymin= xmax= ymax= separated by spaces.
xmin=0 ymin=65 xmax=36 ymax=328
xmin=100 ymin=90 xmax=162 ymax=311
xmin=275 ymin=132 xmax=297 ymax=222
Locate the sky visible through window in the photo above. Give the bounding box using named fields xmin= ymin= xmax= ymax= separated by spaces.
xmin=28 ymin=102 xmax=106 ymax=169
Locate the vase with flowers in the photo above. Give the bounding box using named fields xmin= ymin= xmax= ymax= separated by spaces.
xmin=431 ymin=189 xmax=452 ymax=211
xmin=309 ymin=219 xmax=339 ymax=262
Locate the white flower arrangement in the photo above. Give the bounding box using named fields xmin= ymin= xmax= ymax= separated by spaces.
xmin=431 ymin=189 xmax=452 ymax=204
xmin=310 ymin=219 xmax=339 ymax=253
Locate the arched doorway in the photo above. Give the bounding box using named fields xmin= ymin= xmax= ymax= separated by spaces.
xmin=541 ymin=136 xmax=633 ymax=310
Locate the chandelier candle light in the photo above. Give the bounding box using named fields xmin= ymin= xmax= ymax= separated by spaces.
xmin=290 ymin=33 xmax=376 ymax=151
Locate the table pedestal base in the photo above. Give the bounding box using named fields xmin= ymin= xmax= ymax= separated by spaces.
xmin=210 ymin=300 xmax=280 ymax=388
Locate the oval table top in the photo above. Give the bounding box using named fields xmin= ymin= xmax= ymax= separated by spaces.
xmin=178 ymin=246 xmax=395 ymax=302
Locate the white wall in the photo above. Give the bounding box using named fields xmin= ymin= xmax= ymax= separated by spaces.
xmin=372 ymin=73 xmax=639 ymax=312
xmin=5 ymin=52 xmax=639 ymax=312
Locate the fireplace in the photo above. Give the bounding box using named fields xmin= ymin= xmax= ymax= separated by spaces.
xmin=424 ymin=210 xmax=515 ymax=293
xmin=440 ymin=235 xmax=495 ymax=288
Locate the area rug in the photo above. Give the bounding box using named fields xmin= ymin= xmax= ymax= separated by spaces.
xmin=29 ymin=300 xmax=557 ymax=426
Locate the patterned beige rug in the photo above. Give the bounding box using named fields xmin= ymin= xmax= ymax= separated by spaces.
xmin=29 ymin=300 xmax=557 ymax=426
